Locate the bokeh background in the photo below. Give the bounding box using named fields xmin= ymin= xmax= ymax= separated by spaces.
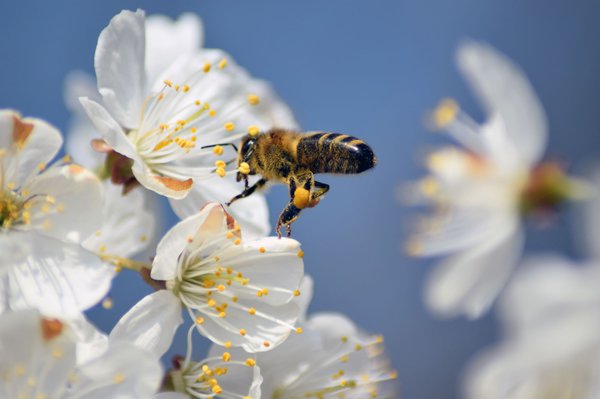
xmin=2 ymin=1 xmax=600 ymax=398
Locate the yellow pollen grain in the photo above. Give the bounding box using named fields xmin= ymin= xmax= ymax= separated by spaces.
xmin=355 ymin=344 xmax=362 ymax=351
xmin=216 ymin=167 xmax=226 ymax=178
xmin=203 ymin=63 xmax=211 ymax=73
xmin=183 ymin=84 xmax=190 ymax=92
xmin=212 ymin=145 xmax=224 ymax=156
xmin=247 ymin=94 xmax=260 ymax=105
xmin=239 ymin=162 xmax=250 ymax=175
xmin=219 ymin=311 xmax=227 ymax=318
xmin=293 ymin=290 xmax=301 ymax=297
xmin=341 ymin=355 xmax=349 ymax=363
xmin=218 ymin=58 xmax=228 ymax=69
xmin=174 ymin=85 xmax=180 ymax=91
xmin=163 ymin=79 xmax=173 ymax=87
xmin=261 ymin=288 xmax=269 ymax=295
xmin=217 ymin=284 xmax=226 ymax=292
xmin=224 ymin=122 xmax=235 ymax=131
xmin=209 ymin=109 xmax=217 ymax=117
xmin=245 ymin=358 xmax=256 ymax=367
xmin=222 ymin=352 xmax=231 ymax=362
xmin=140 ymin=235 xmax=148 ymax=242
xmin=215 ymin=160 xmax=226 ymax=168
xmin=114 ymin=373 xmax=125 ymax=384
xmin=226 ymin=231 xmax=234 ymax=239
xmin=341 ymin=336 xmax=348 ymax=343
xmin=196 ymin=317 xmax=205 ymax=324
xmin=232 ymin=296 xmax=238 ymax=302
xmin=249 ymin=307 xmax=256 ymax=315
xmin=37 ymin=162 xmax=46 ymax=171
xmin=259 ymin=247 xmax=266 ymax=253
xmin=234 ymin=238 xmax=241 ymax=245
xmin=247 ymin=125 xmax=260 ymax=137
xmin=297 ymin=250 xmax=304 ymax=258
xmin=226 ymin=267 xmax=233 ymax=274
xmin=208 ymin=299 xmax=216 ymax=307
xmin=225 ymin=341 xmax=232 ymax=348
xmin=102 ymin=297 xmax=114 ymax=309
xmin=433 ymin=98 xmax=459 ymax=128
xmin=212 ymin=385 xmax=223 ymax=394
xmin=195 ymin=100 xmax=201 ymax=106
xmin=239 ymin=328 xmax=247 ymax=336
xmin=62 ymin=155 xmax=72 ymax=163
xmin=99 ymin=245 xmax=107 ymax=253
xmin=296 ymin=327 xmax=303 ymax=334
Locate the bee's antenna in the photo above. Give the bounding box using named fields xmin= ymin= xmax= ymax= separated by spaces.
xmin=200 ymin=143 xmax=239 ymax=152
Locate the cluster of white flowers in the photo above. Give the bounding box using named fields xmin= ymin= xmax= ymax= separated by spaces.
xmin=405 ymin=41 xmax=600 ymax=398
xmin=0 ymin=9 xmax=398 ymax=399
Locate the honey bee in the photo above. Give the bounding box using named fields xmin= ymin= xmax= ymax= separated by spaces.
xmin=224 ymin=128 xmax=377 ymax=237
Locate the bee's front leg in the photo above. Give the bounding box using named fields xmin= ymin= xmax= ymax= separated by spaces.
xmin=226 ymin=178 xmax=268 ymax=206
xmin=276 ymin=202 xmax=303 ymax=238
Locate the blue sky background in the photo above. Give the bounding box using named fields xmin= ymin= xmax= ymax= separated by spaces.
xmin=2 ymin=1 xmax=600 ymax=398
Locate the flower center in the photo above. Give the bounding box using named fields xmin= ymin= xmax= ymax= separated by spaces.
xmin=520 ymin=162 xmax=574 ymax=216
xmin=0 ymin=189 xmax=25 ymax=229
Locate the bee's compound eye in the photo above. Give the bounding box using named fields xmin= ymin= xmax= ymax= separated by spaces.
xmin=242 ymin=139 xmax=256 ymax=159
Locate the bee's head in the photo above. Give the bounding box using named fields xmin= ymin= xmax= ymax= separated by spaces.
xmin=236 ymin=134 xmax=259 ymax=182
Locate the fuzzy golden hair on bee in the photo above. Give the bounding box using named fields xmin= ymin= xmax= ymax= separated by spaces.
xmin=226 ymin=128 xmax=376 ymax=237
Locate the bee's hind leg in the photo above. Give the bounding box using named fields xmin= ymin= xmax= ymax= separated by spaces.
xmin=308 ymin=181 xmax=329 ymax=207
xmin=276 ymin=202 xmax=303 ymax=238
xmin=226 ymin=178 xmax=268 ymax=206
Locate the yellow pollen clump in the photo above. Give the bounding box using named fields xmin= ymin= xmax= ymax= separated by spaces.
xmin=432 ymin=98 xmax=459 ymax=128
xmin=341 ymin=355 xmax=349 ymax=363
xmin=239 ymin=162 xmax=251 ymax=175
xmin=183 ymin=85 xmax=190 ymax=92
xmin=216 ymin=167 xmax=226 ymax=178
xmin=247 ymin=125 xmax=260 ymax=137
xmin=209 ymin=110 xmax=217 ymax=117
xmin=259 ymin=247 xmax=266 ymax=253
xmin=247 ymin=94 xmax=260 ymax=105
xmin=226 ymin=267 xmax=233 ymax=274
xmin=222 ymin=352 xmax=231 ymax=362
xmin=296 ymin=327 xmax=303 ymax=334
xmin=102 ymin=297 xmax=114 ymax=309
xmin=234 ymin=238 xmax=241 ymax=245
xmin=114 ymin=373 xmax=125 ymax=384
xmin=239 ymin=329 xmax=247 ymax=336
xmin=62 ymin=155 xmax=72 ymax=163
xmin=219 ymin=311 xmax=226 ymax=318
xmin=174 ymin=85 xmax=180 ymax=91
xmin=208 ymin=299 xmax=217 ymax=307
xmin=245 ymin=358 xmax=256 ymax=367
xmin=195 ymin=100 xmax=201 ymax=106
xmin=225 ymin=341 xmax=232 ymax=348
xmin=215 ymin=160 xmax=226 ymax=168
xmin=297 ymin=250 xmax=305 ymax=258
xmin=293 ymin=187 xmax=311 ymax=209
xmin=99 ymin=245 xmax=107 ymax=253
xmin=213 ymin=145 xmax=224 ymax=156
xmin=140 ymin=235 xmax=148 ymax=242
xmin=293 ymin=290 xmax=301 ymax=297
xmin=212 ymin=385 xmax=223 ymax=394
xmin=249 ymin=307 xmax=256 ymax=315
xmin=355 ymin=344 xmax=362 ymax=351
xmin=224 ymin=122 xmax=235 ymax=131
xmin=37 ymin=163 xmax=46 ymax=171
xmin=232 ymin=296 xmax=238 ymax=302
xmin=218 ymin=59 xmax=228 ymax=69
xmin=226 ymin=232 xmax=234 ymax=239
xmin=203 ymin=63 xmax=211 ymax=73
xmin=196 ymin=317 xmax=205 ymax=324
xmin=217 ymin=284 xmax=226 ymax=292
xmin=163 ymin=80 xmax=173 ymax=87
xmin=341 ymin=336 xmax=348 ymax=343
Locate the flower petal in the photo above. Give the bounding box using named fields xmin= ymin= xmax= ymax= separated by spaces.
xmin=145 ymin=13 xmax=204 ymax=86
xmin=83 ymin=182 xmax=156 ymax=259
xmin=25 ymin=164 xmax=103 ymax=244
xmin=457 ymin=41 xmax=547 ymax=166
xmin=79 ymin=97 xmax=140 ymax=161
xmin=131 ymin=160 xmax=193 ymax=199
xmin=72 ymin=341 xmax=162 ymax=398
xmin=170 ymin=174 xmax=270 ymax=241
xmin=4 ymin=232 xmax=114 ymax=317
xmin=151 ymin=204 xmax=220 ymax=280
xmin=95 ymin=9 xmax=146 ymax=129
xmin=0 ymin=110 xmax=63 ymax=187
xmin=110 ymin=290 xmax=182 ymax=358
xmin=425 ymin=220 xmax=523 ymax=319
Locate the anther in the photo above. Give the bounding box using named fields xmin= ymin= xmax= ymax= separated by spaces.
xmin=247 ymin=94 xmax=260 ymax=105
xmin=247 ymin=125 xmax=260 ymax=137
xmin=212 ymin=145 xmax=224 ymax=156
xmin=224 ymin=122 xmax=235 ymax=131
xmin=239 ymin=162 xmax=250 ymax=175
xmin=218 ymin=59 xmax=228 ymax=69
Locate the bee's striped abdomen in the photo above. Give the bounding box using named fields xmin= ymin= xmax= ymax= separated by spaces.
xmin=296 ymin=132 xmax=376 ymax=174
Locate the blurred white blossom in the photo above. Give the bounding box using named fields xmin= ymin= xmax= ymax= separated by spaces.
xmin=0 ymin=110 xmax=113 ymax=317
xmin=406 ymin=41 xmax=583 ymax=319
xmin=0 ymin=309 xmax=162 ymax=398
xmin=216 ymin=312 xmax=398 ymax=399
xmin=464 ymin=255 xmax=600 ymax=399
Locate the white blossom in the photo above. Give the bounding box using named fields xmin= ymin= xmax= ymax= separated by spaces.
xmin=0 ymin=110 xmax=113 ymax=316
xmin=406 ymin=41 xmax=582 ymax=318
xmin=0 ymin=309 xmax=162 ymax=398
